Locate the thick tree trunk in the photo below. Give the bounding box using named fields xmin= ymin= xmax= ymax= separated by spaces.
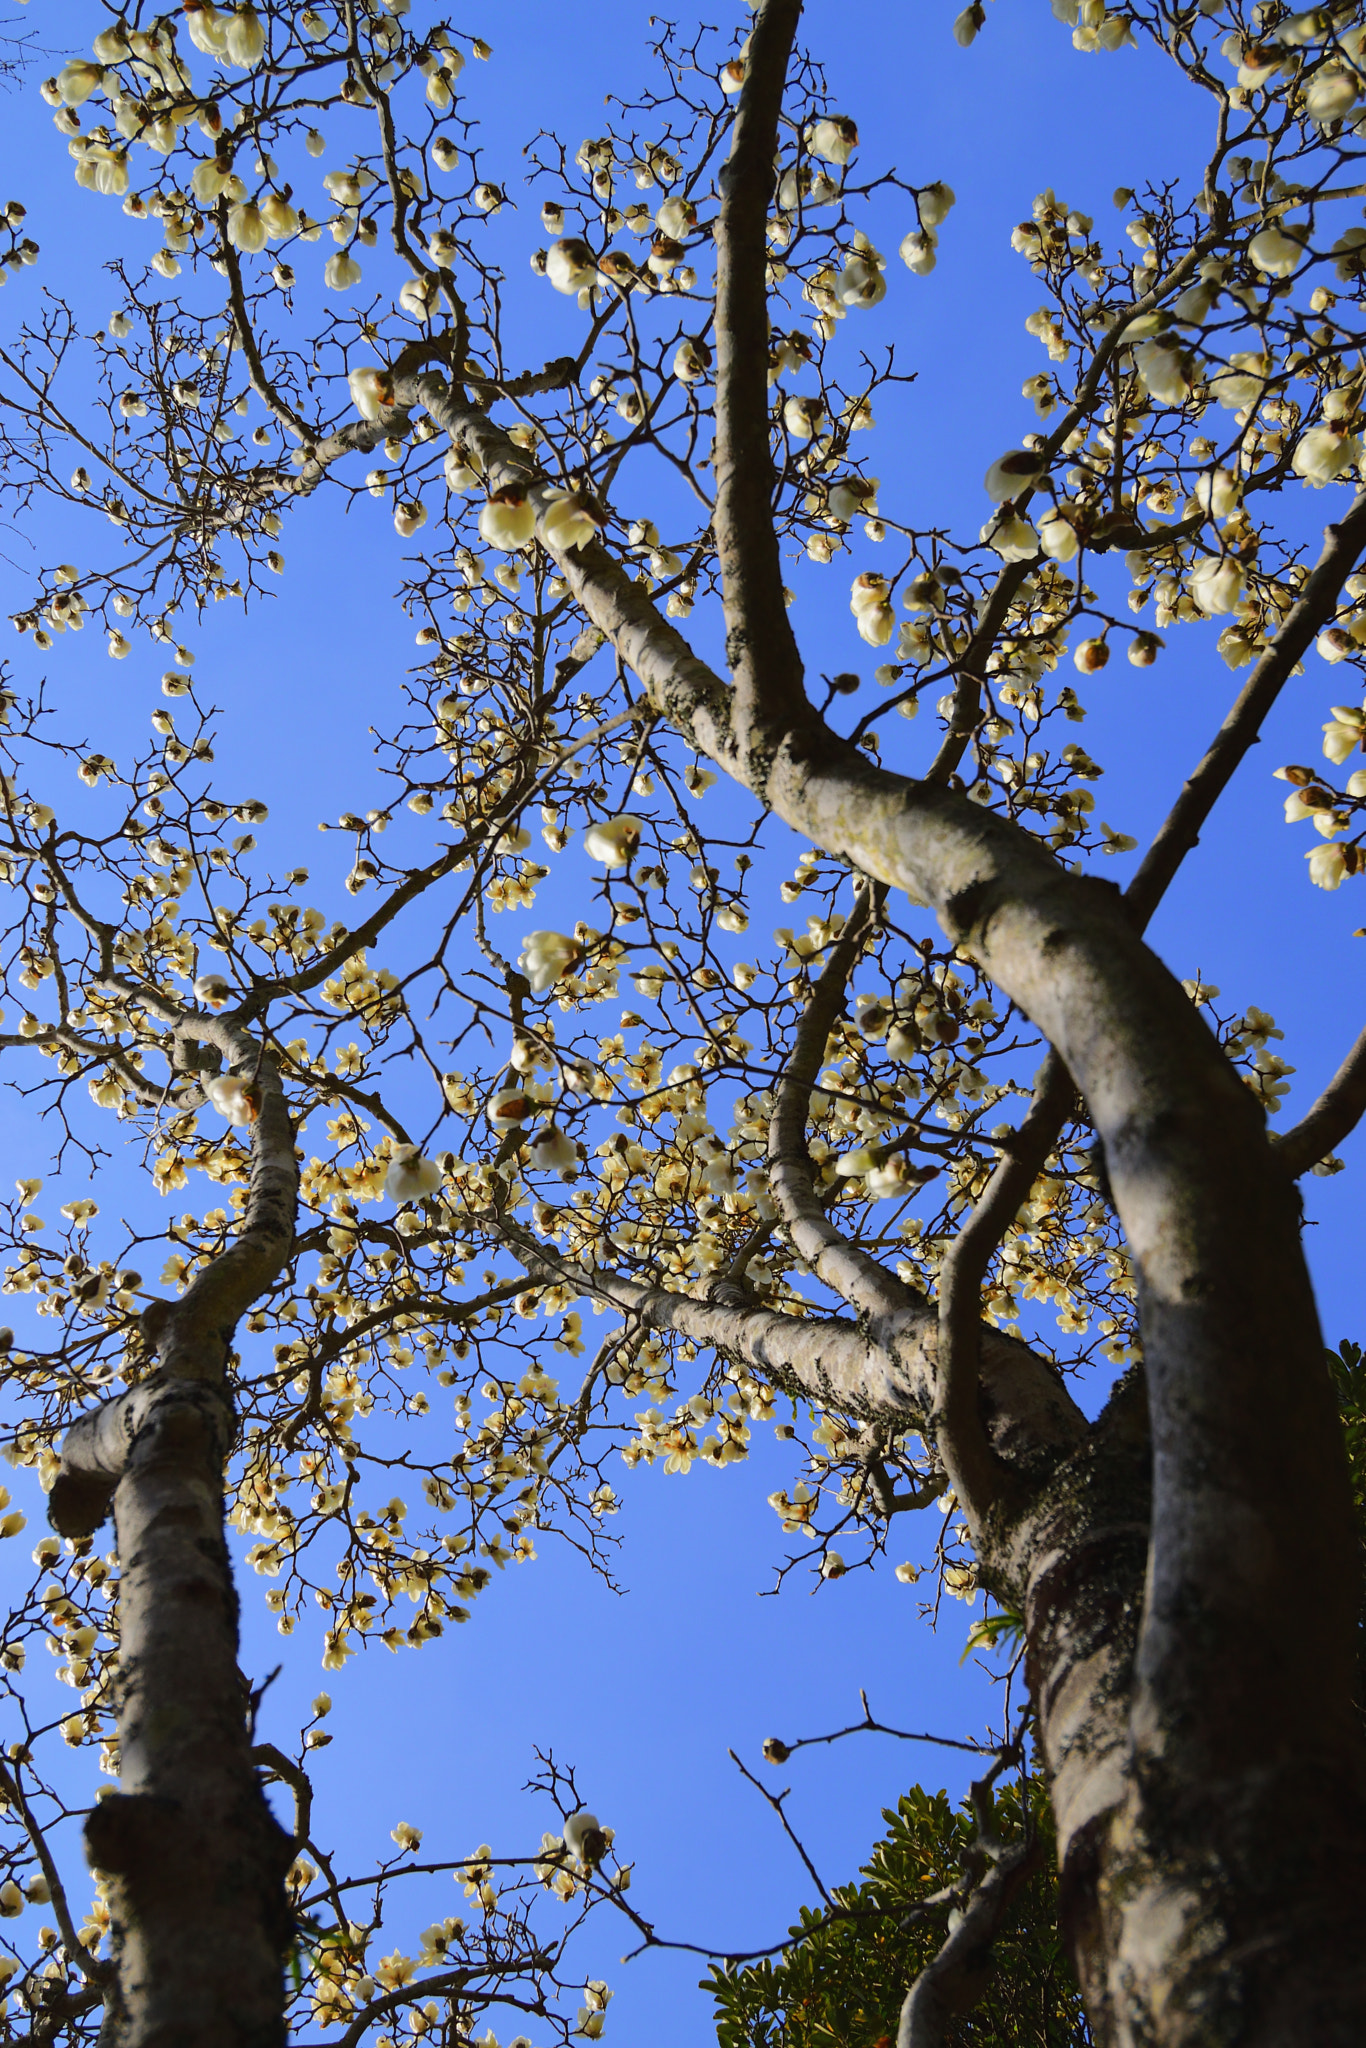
xmin=1004 ymin=1376 xmax=1366 ymax=2047
xmin=51 ymin=1044 xmax=298 ymax=2046
xmin=70 ymin=1380 xmax=292 ymax=2048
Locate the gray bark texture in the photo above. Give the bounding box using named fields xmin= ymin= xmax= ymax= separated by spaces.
xmin=50 ymin=1042 xmax=298 ymax=2048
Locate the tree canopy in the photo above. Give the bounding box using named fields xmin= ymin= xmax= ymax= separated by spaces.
xmin=0 ymin=0 xmax=1363 ymax=2044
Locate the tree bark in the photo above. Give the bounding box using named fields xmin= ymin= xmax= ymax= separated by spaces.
xmin=50 ymin=1043 xmax=298 ymax=2048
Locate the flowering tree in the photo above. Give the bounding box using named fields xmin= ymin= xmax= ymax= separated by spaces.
xmin=0 ymin=0 xmax=1365 ymax=2042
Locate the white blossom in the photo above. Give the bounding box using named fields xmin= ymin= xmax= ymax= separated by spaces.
xmin=479 ymin=490 xmax=537 ymax=551
xmin=526 ymin=1125 xmax=578 ymax=1178
xmin=386 ymin=1145 xmax=442 ymax=1205
xmin=984 ymin=448 xmax=1047 ymax=502
xmin=899 ymin=229 xmax=937 ymax=276
xmin=1247 ymin=226 xmax=1304 ymax=277
xmin=1189 ymin=556 xmax=1244 ymax=617
xmin=541 ymin=492 xmax=602 ymax=554
xmin=518 ymin=930 xmax=582 ymax=993
xmin=546 ymin=238 xmax=597 ymax=296
xmin=225 ymin=5 xmax=266 ymax=67
xmin=808 ymin=115 xmax=858 ymax=165
xmin=583 ymin=814 xmax=642 ymax=867
xmin=1133 ymin=339 xmax=1196 ymax=407
xmin=204 ymin=1074 xmax=261 ymax=1126
xmin=1292 ymin=425 xmax=1361 ymax=485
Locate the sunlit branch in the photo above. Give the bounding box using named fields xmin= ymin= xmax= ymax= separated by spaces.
xmin=1128 ymin=493 xmax=1366 ymax=923
xmin=766 ymin=878 xmax=925 ymax=1322
xmin=1275 ymin=1019 xmax=1366 ymax=1176
xmin=712 ymin=0 xmax=807 ymax=735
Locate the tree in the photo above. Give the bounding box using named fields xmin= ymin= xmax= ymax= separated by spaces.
xmin=715 ymin=1339 xmax=1366 ymax=2047
xmin=710 ymin=1772 xmax=1089 ymax=2048
xmin=0 ymin=0 xmax=1363 ymax=2042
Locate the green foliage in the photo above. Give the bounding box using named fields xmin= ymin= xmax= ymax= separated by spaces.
xmin=1327 ymin=1339 xmax=1366 ymax=1693
xmin=707 ymin=1775 xmax=1089 ymax=2048
xmin=1327 ymin=1340 xmax=1366 ymax=1528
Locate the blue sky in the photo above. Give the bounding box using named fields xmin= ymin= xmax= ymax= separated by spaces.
xmin=0 ymin=2 xmax=1362 ymax=2042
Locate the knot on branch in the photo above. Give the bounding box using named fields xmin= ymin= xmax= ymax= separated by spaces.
xmin=705 ymin=1276 xmax=754 ymax=1309
xmin=48 ymin=1376 xmax=237 ymax=1539
xmin=84 ymin=1791 xmax=179 ymax=1880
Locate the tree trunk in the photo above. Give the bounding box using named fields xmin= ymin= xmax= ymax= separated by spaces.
xmin=74 ymin=1380 xmax=293 ymax=2048
xmin=51 ymin=1044 xmax=299 ymax=2046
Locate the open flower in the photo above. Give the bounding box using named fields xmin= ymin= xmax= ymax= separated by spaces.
xmin=1308 ymin=840 xmax=1350 ymax=889
xmin=983 ymin=511 xmax=1039 ymax=562
xmin=563 ymin=1810 xmax=607 ymax=1867
xmin=193 ymin=973 xmax=234 ymax=1008
xmin=385 ymin=1145 xmax=442 ymax=1205
xmin=850 ymin=571 xmax=895 ymax=646
xmin=1194 ymin=468 xmax=1241 ymax=518
xmin=184 ymin=2 xmax=229 ymax=56
xmin=1189 ymin=555 xmax=1244 ymax=616
xmin=260 ymin=193 xmax=298 ymax=239
xmin=1133 ymin=339 xmax=1197 ymax=407
xmin=526 ymin=1124 xmax=578 ymax=1177
xmin=479 ymin=488 xmax=537 ymax=551
xmin=400 ymin=274 xmax=440 ymax=320
xmin=541 ymin=491 xmax=602 ymax=553
xmin=489 ymin=1087 xmax=537 ymax=1127
xmin=348 ymin=366 xmax=395 ymax=421
xmin=674 ymin=337 xmax=712 ymax=383
xmin=900 ymin=228 xmax=937 ymax=275
xmin=865 ymin=1153 xmax=933 ymax=1200
xmin=1207 ymin=351 xmax=1272 ymax=412
xmin=1248 ymin=226 xmax=1304 ymax=277
xmin=546 ymin=237 xmax=597 ymax=295
xmin=828 ymin=476 xmax=878 ymax=522
xmin=1305 ymin=62 xmax=1358 ymax=122
xmin=783 ymin=395 xmax=824 ymax=438
xmin=227 ymin=202 xmax=267 ymax=253
xmin=205 ymin=1074 xmax=261 ymax=1126
xmin=900 ymin=227 xmax=938 ymax=275
xmin=809 ymin=114 xmax=858 ymax=164
xmin=837 ymin=254 xmax=886 ymax=309
xmin=57 ymin=61 xmax=105 ymax=107
xmin=984 ymin=448 xmax=1047 ymax=502
xmin=518 ymin=929 xmax=583 ymax=992
xmin=1322 ymin=707 xmax=1365 ymax=761
xmin=656 ymin=196 xmax=697 ymax=238
xmin=1038 ymin=508 xmax=1079 ymax=560
xmin=1293 ymin=425 xmax=1361 ymax=485
xmin=583 ymin=813 xmax=642 ymax=866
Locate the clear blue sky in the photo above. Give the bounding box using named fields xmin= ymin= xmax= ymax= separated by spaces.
xmin=0 ymin=3 xmax=1362 ymax=2042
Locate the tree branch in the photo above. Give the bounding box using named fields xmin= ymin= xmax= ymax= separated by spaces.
xmin=1126 ymin=492 xmax=1366 ymax=924
xmin=1274 ymin=1019 xmax=1366 ymax=1177
xmin=501 ymin=1225 xmax=1089 ymax=1471
xmin=252 ymin=1743 xmax=312 ymax=1850
xmin=933 ymin=1052 xmax=1077 ymax=1527
xmin=896 ymin=1770 xmax=1038 ymax=2048
xmin=766 ymin=879 xmax=926 ymax=1322
xmin=713 ymin=0 xmax=809 ymax=735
